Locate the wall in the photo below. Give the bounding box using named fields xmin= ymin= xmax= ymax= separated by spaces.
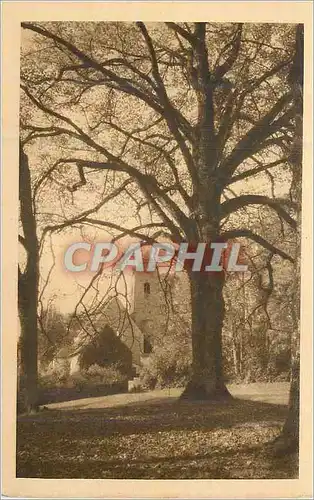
xmin=132 ymin=269 xmax=191 ymax=347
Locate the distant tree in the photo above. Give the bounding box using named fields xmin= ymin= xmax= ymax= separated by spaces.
xmin=37 ymin=306 xmax=71 ymax=368
xmin=223 ymin=208 xmax=296 ymax=382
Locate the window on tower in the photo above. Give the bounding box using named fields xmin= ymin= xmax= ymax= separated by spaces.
xmin=144 ymin=281 xmax=150 ymax=296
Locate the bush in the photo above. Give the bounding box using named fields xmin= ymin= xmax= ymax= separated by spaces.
xmin=139 ymin=336 xmax=191 ymax=389
xmin=138 ymin=363 xmax=158 ymax=390
xmin=38 ymin=363 xmax=127 ymax=392
xmin=38 ymin=367 xmax=69 ymax=389
xmin=85 ymin=363 xmax=127 ymax=385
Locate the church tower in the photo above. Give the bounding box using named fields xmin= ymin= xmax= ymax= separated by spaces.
xmin=131 ymin=270 xmax=172 ymax=353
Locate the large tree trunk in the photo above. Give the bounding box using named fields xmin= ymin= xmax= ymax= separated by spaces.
xmin=18 ymin=279 xmax=39 ymax=413
xmin=180 ymin=271 xmax=232 ymax=400
xmin=180 ymin=24 xmax=232 ymax=401
xmin=18 ymin=143 xmax=39 ymax=413
xmin=274 ymin=357 xmax=300 ymax=454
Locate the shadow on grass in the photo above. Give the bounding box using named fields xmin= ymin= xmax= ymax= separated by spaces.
xmin=18 ymin=397 xmax=288 ymax=438
xmin=17 ymin=397 xmax=298 ymax=479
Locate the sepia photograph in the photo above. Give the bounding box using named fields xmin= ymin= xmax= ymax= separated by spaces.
xmin=1 ymin=2 xmax=313 ymax=497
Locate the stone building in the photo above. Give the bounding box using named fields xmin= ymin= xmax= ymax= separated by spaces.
xmin=51 ymin=269 xmax=191 ymax=376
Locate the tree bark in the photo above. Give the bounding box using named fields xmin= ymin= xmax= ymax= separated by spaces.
xmin=180 ymin=271 xmax=232 ymax=400
xmin=179 ymin=24 xmax=232 ymax=401
xmin=18 ymin=143 xmax=39 ymax=413
xmin=274 ymin=357 xmax=300 ymax=454
xmin=273 ymin=24 xmax=303 ymax=455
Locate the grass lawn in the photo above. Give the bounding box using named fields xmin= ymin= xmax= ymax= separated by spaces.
xmin=16 ymin=382 xmax=298 ymax=479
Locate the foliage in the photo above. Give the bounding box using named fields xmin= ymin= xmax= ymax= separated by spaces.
xmin=71 ymin=364 xmax=127 ymax=390
xmin=139 ymin=333 xmax=192 ymax=389
xmin=222 ymin=212 xmax=295 ymax=384
xmin=38 ymin=363 xmax=127 ymax=391
xmin=38 ymin=308 xmax=73 ymax=367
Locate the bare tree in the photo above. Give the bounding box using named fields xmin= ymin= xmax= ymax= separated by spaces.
xmin=20 ymin=22 xmax=299 ymax=401
xmin=18 ymin=143 xmax=40 ymax=412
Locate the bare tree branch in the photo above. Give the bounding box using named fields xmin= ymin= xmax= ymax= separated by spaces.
xmin=221 ymin=195 xmax=297 ymax=229
xmin=136 ymin=22 xmax=197 ymax=184
xmin=220 ymin=92 xmax=294 ymax=178
xmin=214 ymin=24 xmax=243 ymax=81
xmin=221 ymin=228 xmax=294 ymax=262
xmin=165 ymin=23 xmax=197 ymax=46
xmin=229 ymin=157 xmax=289 ymax=184
xmin=21 ymin=22 xmax=193 ymax=142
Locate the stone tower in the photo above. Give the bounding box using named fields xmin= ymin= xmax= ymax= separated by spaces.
xmin=130 ymin=270 xmax=173 ymax=353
